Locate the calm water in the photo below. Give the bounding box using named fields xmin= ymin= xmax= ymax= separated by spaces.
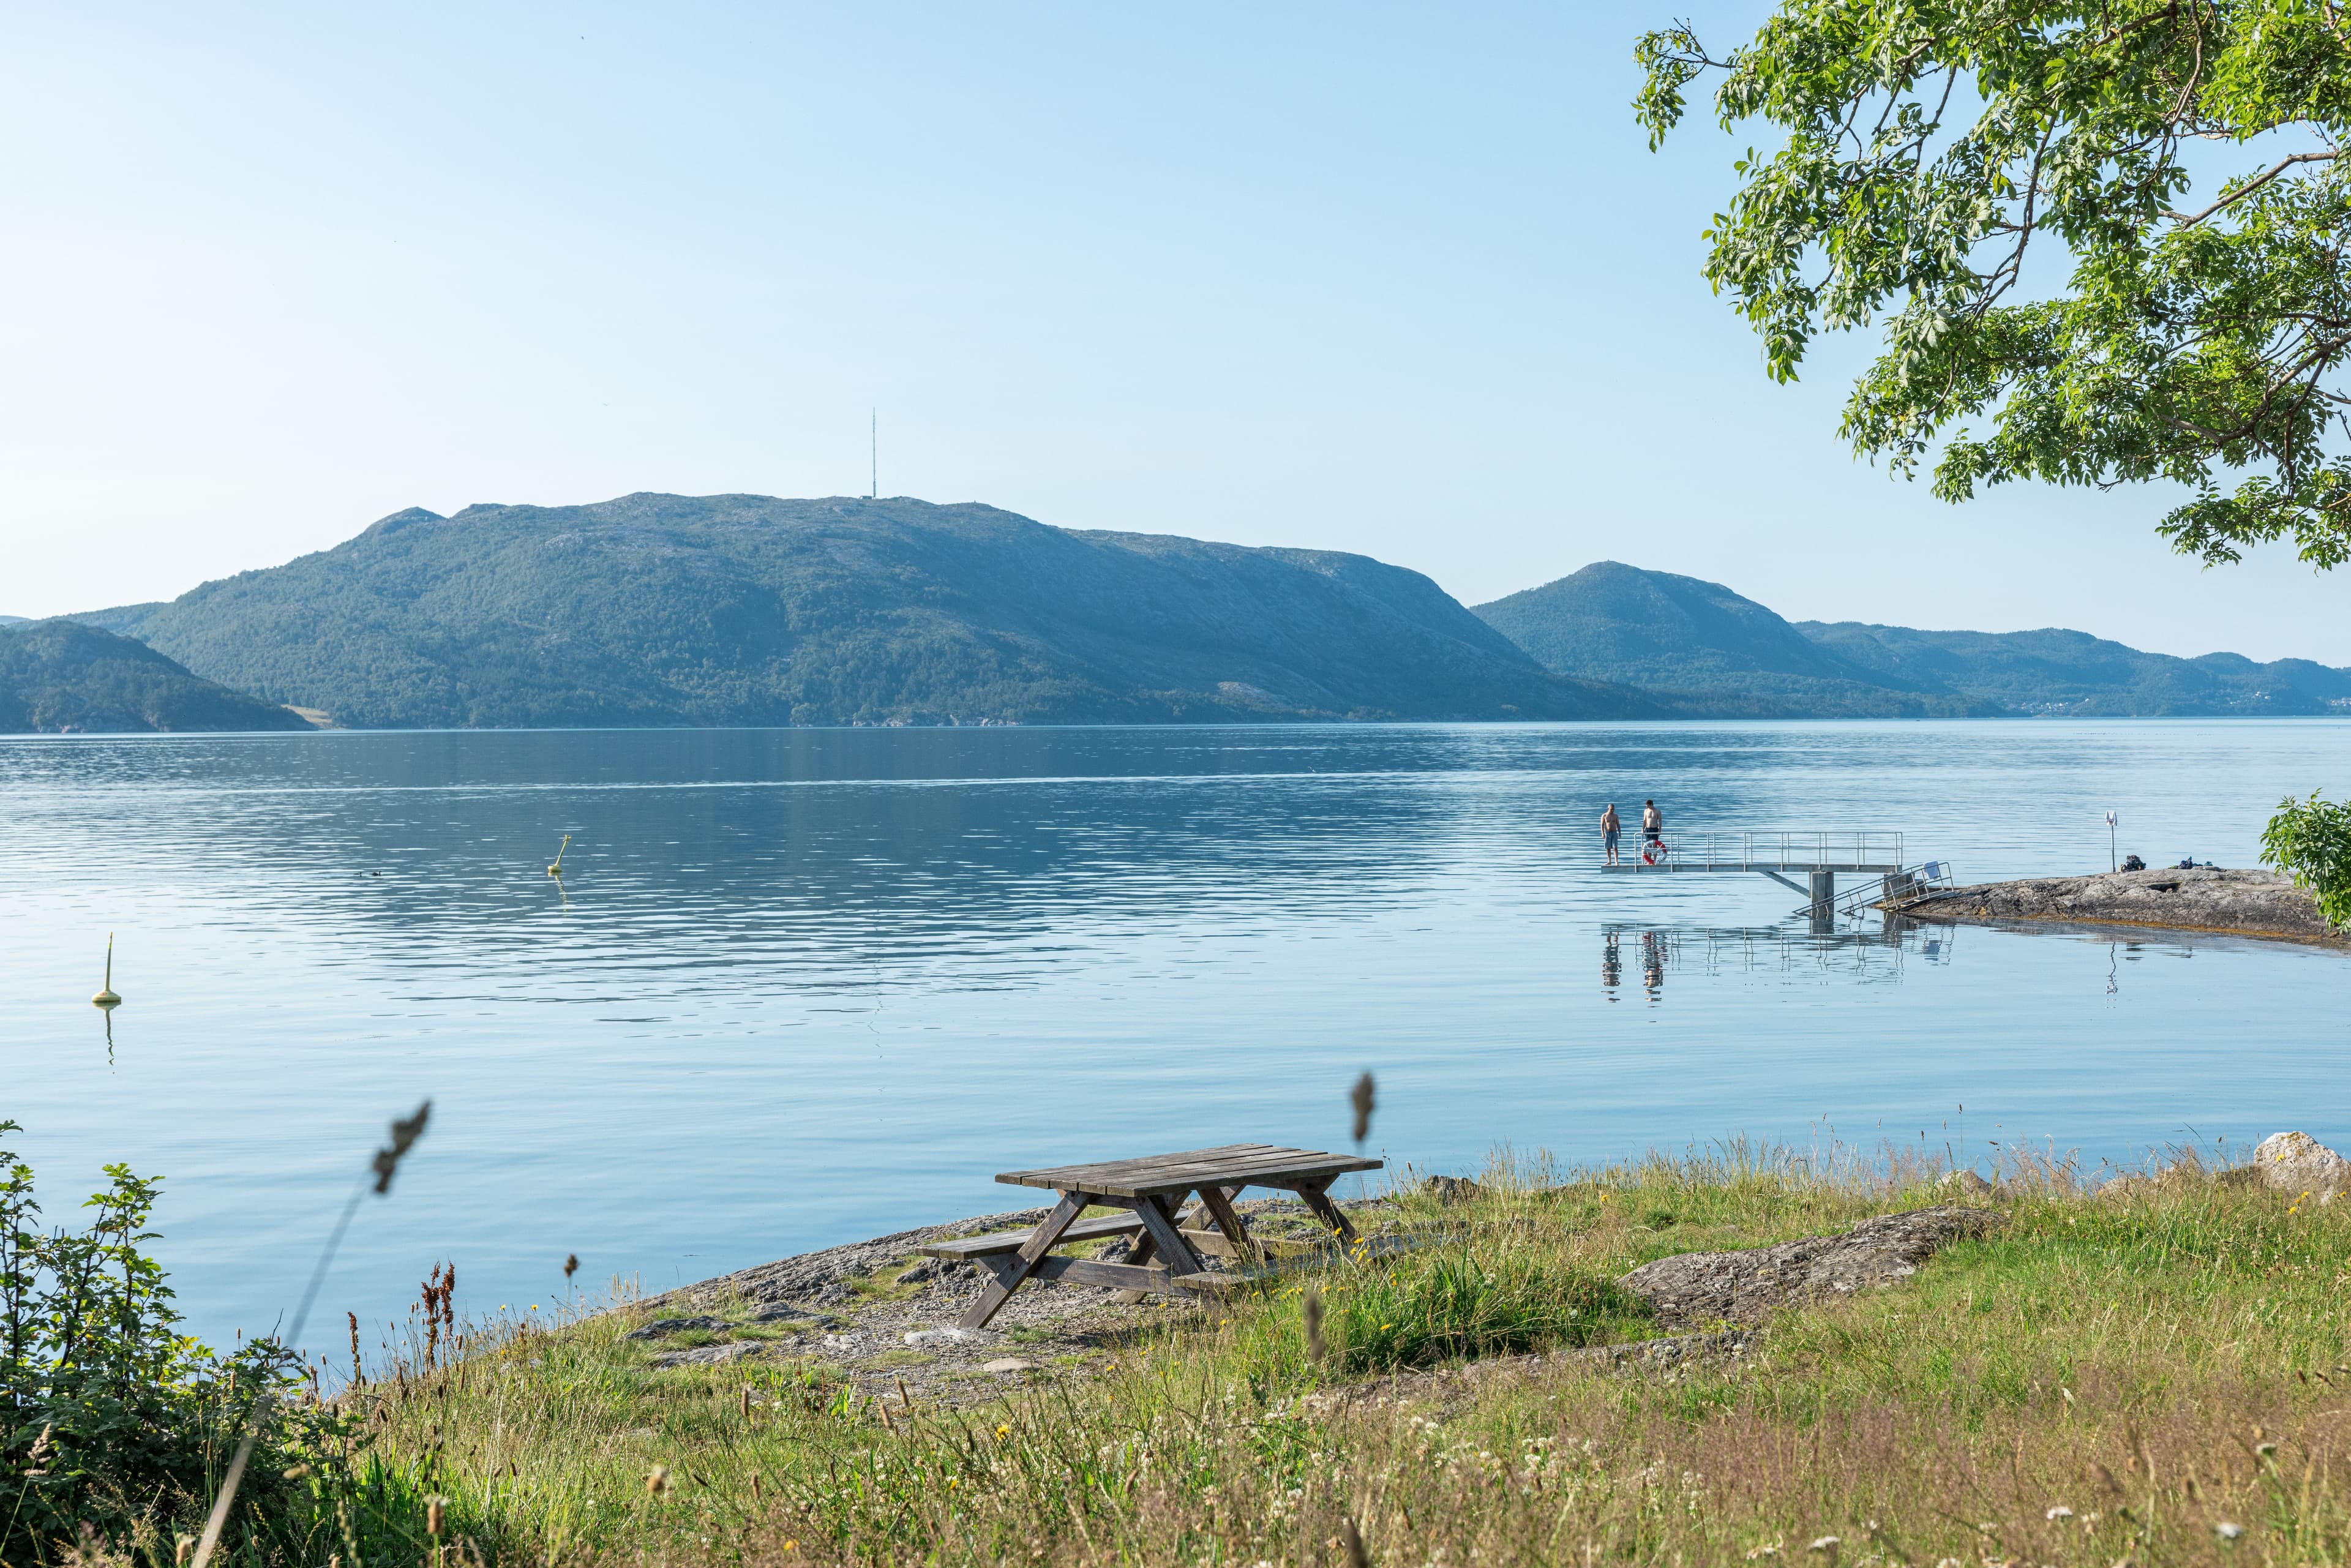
xmin=4 ymin=721 xmax=2346 ymax=1355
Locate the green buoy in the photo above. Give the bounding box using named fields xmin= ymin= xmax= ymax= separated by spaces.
xmin=548 ymin=834 xmax=571 ymax=877
xmin=92 ymin=932 xmax=121 ymax=1008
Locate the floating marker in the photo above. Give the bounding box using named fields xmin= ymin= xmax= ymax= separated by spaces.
xmin=92 ymin=933 xmax=122 ymax=1008
xmin=547 ymin=834 xmax=571 ymax=877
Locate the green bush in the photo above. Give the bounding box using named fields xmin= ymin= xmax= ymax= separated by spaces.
xmin=1321 ymin=1240 xmax=1648 ymax=1373
xmin=1 ymin=1122 xmax=362 ymax=1565
xmin=2261 ymin=790 xmax=2351 ymax=930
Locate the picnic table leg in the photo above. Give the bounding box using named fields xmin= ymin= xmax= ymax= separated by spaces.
xmin=1128 ymin=1193 xmax=1209 ymax=1282
xmin=1112 ymin=1188 xmax=1206 ymax=1303
xmin=958 ymin=1190 xmax=1087 ymax=1330
xmin=1292 ymin=1178 xmax=1360 ymax=1247
xmin=1194 ymin=1184 xmax=1265 ymax=1266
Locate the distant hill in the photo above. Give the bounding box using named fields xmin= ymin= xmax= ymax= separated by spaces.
xmin=77 ymin=494 xmax=1632 ymax=728
xmin=1798 ymin=621 xmax=2351 ymax=716
xmin=1475 ymin=561 xmax=2351 ymax=717
xmin=1471 ymin=563 xmax=1998 ymax=717
xmin=0 ymin=620 xmax=313 ymax=733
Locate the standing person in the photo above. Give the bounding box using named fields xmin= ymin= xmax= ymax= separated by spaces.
xmin=1601 ymin=803 xmax=1622 ymax=865
xmin=1642 ymin=800 xmax=1663 ymax=847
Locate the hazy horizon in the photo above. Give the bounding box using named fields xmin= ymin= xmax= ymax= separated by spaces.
xmin=4 ymin=4 xmax=2346 ymax=662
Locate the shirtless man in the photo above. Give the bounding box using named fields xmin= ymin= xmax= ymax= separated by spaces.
xmin=1601 ymin=803 xmax=1622 ymax=865
xmin=1642 ymin=800 xmax=1663 ymax=846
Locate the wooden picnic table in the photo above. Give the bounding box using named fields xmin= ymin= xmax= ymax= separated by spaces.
xmin=921 ymin=1143 xmax=1383 ymax=1330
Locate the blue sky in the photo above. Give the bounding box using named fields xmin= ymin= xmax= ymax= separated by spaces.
xmin=4 ymin=3 xmax=2346 ymax=661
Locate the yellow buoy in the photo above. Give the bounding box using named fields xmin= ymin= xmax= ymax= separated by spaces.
xmin=547 ymin=834 xmax=571 ymax=877
xmin=92 ymin=932 xmax=122 ymax=1008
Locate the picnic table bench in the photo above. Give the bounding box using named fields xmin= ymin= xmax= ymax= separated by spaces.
xmin=922 ymin=1142 xmax=1382 ymax=1330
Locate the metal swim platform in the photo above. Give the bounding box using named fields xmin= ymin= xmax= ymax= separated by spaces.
xmin=1601 ymin=831 xmax=1910 ymax=918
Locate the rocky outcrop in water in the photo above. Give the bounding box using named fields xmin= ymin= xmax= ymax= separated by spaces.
xmin=1895 ymin=867 xmax=2338 ymax=945
xmin=1618 ymin=1206 xmax=2004 ymax=1329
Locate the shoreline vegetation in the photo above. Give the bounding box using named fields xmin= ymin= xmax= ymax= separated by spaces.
xmin=1891 ymin=866 xmax=2346 ymax=948
xmin=16 ymin=1135 xmax=2351 ymax=1566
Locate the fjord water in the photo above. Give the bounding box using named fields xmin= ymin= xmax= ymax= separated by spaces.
xmin=4 ymin=721 xmax=2346 ymax=1354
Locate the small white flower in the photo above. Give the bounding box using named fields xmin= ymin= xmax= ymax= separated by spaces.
xmin=2216 ymin=1521 xmax=2246 ymax=1540
xmin=2045 ymin=1506 xmax=2074 ymax=1520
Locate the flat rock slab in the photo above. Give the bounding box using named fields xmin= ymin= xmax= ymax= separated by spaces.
xmin=1897 ymin=868 xmax=2339 ymax=947
xmin=1619 ymin=1206 xmax=2003 ymax=1329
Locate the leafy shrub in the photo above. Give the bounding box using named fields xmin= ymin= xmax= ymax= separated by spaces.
xmin=1321 ymin=1240 xmax=1647 ymax=1373
xmin=0 ymin=1122 xmax=347 ymax=1564
xmin=2261 ymin=790 xmax=2351 ymax=930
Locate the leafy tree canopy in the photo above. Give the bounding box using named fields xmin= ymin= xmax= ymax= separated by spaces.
xmin=1637 ymin=1 xmax=2351 ymax=568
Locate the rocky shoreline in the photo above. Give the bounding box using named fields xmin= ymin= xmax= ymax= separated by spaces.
xmin=1889 ymin=865 xmax=2342 ymax=947
xmin=605 ymin=1136 xmax=2348 ymax=1408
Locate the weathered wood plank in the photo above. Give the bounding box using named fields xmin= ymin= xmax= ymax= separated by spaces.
xmin=920 ymin=1212 xmax=1146 ymax=1261
xmin=996 ymin=1146 xmax=1384 ymax=1198
xmin=1025 ymin=1255 xmax=1205 ymax=1292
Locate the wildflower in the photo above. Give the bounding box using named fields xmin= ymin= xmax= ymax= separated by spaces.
xmin=2046 ymin=1506 xmax=2074 ymax=1521
xmin=995 ymin=1423 xmax=1011 ymax=1441
xmin=2216 ymin=1521 xmax=2245 ymax=1540
xmin=948 ymin=1477 xmax=959 ymax=1489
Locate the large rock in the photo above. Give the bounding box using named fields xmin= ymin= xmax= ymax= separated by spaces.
xmin=1619 ymin=1206 xmax=2004 ymax=1329
xmin=2252 ymin=1132 xmax=2351 ymax=1204
xmin=1899 ymin=868 xmax=2336 ymax=944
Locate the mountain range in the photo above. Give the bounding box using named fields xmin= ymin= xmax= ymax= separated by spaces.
xmin=2 ymin=493 xmax=2343 ymax=732
xmin=1471 ymin=563 xmax=2351 ymax=718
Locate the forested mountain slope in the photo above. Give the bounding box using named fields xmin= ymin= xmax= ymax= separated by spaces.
xmin=0 ymin=620 xmax=312 ymax=733
xmin=1471 ymin=563 xmax=1998 ymax=717
xmin=78 ymin=494 xmax=1631 ymax=728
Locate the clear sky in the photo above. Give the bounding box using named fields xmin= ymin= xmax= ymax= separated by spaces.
xmin=4 ymin=4 xmax=2345 ymax=662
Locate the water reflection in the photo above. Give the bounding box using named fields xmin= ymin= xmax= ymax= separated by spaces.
xmin=1600 ymin=917 xmax=1958 ymax=1000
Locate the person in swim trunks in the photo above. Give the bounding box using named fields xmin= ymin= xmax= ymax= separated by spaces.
xmin=1642 ymin=800 xmax=1662 ymax=844
xmin=1601 ymin=803 xmax=1622 ymax=865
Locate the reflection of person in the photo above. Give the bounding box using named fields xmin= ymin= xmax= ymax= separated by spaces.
xmin=1641 ymin=930 xmax=1665 ymax=994
xmin=1642 ymin=800 xmax=1663 ymax=844
xmin=1601 ymin=803 xmax=1622 ymax=865
xmin=1602 ymin=929 xmax=1621 ymax=992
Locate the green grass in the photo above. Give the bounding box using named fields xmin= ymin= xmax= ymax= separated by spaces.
xmin=345 ymin=1146 xmax=2351 ymax=1566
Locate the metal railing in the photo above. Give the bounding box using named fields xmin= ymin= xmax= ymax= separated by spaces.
xmin=1633 ymin=830 xmax=1905 ymax=871
xmin=1837 ymin=860 xmax=1958 ymax=917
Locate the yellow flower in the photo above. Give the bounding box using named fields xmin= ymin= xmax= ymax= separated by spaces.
xmin=948 ymin=1477 xmax=959 ymax=1489
xmin=995 ymin=1424 xmax=1011 ymax=1441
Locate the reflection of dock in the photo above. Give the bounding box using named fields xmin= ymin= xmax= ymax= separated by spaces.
xmin=1602 ymin=919 xmax=1955 ymax=999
